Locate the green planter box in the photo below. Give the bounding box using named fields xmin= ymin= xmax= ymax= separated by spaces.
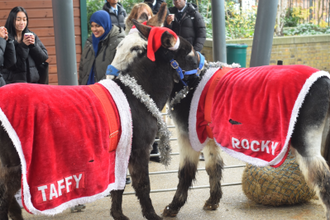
xmin=226 ymin=44 xmax=248 ymax=67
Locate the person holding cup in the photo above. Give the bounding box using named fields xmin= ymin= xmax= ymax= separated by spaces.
xmin=165 ymin=0 xmax=206 ymax=52
xmin=3 ymin=6 xmax=48 ymax=84
xmin=0 ymin=26 xmax=16 ymax=87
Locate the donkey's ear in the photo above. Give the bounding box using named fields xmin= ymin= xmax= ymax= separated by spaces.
xmin=161 ymin=31 xmax=179 ymax=49
xmin=147 ymin=3 xmax=167 ymax=27
xmin=133 ymin=19 xmax=152 ymax=38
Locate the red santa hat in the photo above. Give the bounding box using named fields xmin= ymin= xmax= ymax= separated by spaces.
xmin=147 ymin=27 xmax=180 ymax=61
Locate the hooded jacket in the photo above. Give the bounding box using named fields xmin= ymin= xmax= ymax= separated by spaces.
xmin=103 ymin=2 xmax=127 ymax=30
xmin=165 ymin=3 xmax=206 ymax=52
xmin=78 ymin=25 xmax=125 ymax=85
xmin=2 ymin=32 xmax=48 ymax=84
xmin=0 ymin=37 xmax=16 ymax=86
xmin=0 ymin=37 xmax=16 ymax=72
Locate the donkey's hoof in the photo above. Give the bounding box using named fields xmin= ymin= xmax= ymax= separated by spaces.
xmin=162 ymin=205 xmax=179 ymax=217
xmin=203 ymin=201 xmax=219 ymax=210
xmin=145 ymin=213 xmax=162 ymax=220
xmin=111 ymin=213 xmax=130 ymax=220
xmin=71 ymin=204 xmax=86 ymax=213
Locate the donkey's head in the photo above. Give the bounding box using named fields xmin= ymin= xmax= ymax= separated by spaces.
xmin=109 ymin=20 xmax=204 ymax=87
xmin=109 ymin=2 xmax=169 ymax=74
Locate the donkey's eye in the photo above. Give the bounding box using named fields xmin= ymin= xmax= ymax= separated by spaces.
xmin=130 ymin=46 xmax=143 ymax=53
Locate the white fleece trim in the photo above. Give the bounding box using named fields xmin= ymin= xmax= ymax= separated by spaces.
xmin=188 ymin=67 xmax=220 ymax=152
xmin=0 ymin=81 xmax=132 ymax=216
xmin=217 ymin=70 xmax=330 ymax=167
xmin=99 ymin=79 xmax=133 ymax=189
xmin=169 ymin=38 xmax=180 ymax=51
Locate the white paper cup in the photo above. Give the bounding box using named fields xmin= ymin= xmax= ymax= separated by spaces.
xmin=169 ymin=14 xmax=175 ymax=20
xmin=24 ymin=33 xmax=33 ymax=37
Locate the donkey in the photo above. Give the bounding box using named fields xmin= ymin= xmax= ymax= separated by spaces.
xmin=161 ymin=60 xmax=330 ymax=220
xmin=0 ymin=21 xmax=203 ymax=220
xmin=102 ymin=14 xmax=330 ymax=218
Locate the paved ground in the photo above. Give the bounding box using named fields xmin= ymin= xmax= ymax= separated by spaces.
xmin=22 ymin=119 xmax=327 ymax=220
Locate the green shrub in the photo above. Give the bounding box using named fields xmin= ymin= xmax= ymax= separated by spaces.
xmin=283 ymin=23 xmax=330 ymax=36
xmin=284 ymin=8 xmax=300 ymax=27
xmin=225 ymin=1 xmax=257 ymax=39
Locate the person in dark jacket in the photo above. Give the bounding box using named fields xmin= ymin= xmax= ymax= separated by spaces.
xmin=103 ymin=0 xmax=127 ymax=30
xmin=165 ymin=0 xmax=206 ymax=52
xmin=144 ymin=0 xmax=165 ymax=14
xmin=0 ymin=26 xmax=16 ymax=86
xmin=79 ymin=10 xmax=125 ymax=85
xmin=3 ymin=6 xmax=48 ymax=84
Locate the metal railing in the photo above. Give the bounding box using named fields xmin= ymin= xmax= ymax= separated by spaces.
xmin=123 ymin=111 xmax=246 ymax=195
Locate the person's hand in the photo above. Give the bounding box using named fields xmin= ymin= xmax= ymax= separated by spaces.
xmin=166 ymin=14 xmax=174 ymax=25
xmin=0 ymin=27 xmax=8 ymax=41
xmin=23 ymin=34 xmax=35 ymax=46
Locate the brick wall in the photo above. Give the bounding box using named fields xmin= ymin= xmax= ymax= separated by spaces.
xmin=201 ymin=34 xmax=330 ymax=71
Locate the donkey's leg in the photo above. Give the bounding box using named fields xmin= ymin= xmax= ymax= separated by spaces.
xmin=0 ymin=165 xmax=21 ymax=220
xmin=291 ymin=77 xmax=330 ymax=220
xmin=163 ymin=132 xmax=200 ymax=217
xmin=203 ymin=140 xmax=224 ymax=210
xmin=128 ymin=147 xmax=161 ymax=220
xmin=8 ymin=195 xmax=23 ymax=220
xmin=110 ymin=190 xmax=128 ymax=220
xmin=0 ymin=127 xmax=22 ymax=220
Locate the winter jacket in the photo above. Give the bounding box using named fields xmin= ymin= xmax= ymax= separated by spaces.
xmin=103 ymin=2 xmax=127 ymax=30
xmin=144 ymin=0 xmax=165 ymax=14
xmin=0 ymin=37 xmax=16 ymax=72
xmin=2 ymin=32 xmax=48 ymax=84
xmin=78 ymin=25 xmax=125 ymax=85
xmin=165 ymin=3 xmax=206 ymax=52
xmin=0 ymin=37 xmax=16 ymax=86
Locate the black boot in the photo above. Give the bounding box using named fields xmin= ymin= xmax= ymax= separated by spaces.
xmin=150 ymin=141 xmax=161 ymax=163
xmin=126 ymin=177 xmax=131 ymax=184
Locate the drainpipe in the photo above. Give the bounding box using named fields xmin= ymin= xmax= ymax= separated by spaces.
xmin=52 ymin=0 xmax=78 ymax=85
xmin=80 ymin=0 xmax=88 ymax=49
xmin=249 ymin=0 xmax=278 ymax=67
xmin=211 ymin=0 xmax=226 ymax=63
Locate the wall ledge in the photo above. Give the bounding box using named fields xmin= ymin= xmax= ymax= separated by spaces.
xmin=205 ymin=34 xmax=330 ymax=47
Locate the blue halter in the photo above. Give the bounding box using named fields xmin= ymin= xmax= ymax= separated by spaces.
xmin=170 ymin=51 xmax=205 ymax=86
xmin=106 ymin=64 xmax=120 ymax=77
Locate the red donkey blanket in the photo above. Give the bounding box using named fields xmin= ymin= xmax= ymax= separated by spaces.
xmin=189 ymin=65 xmax=329 ymax=167
xmin=0 ymin=79 xmax=132 ymax=215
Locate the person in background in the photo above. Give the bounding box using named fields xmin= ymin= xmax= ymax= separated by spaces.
xmin=79 ymin=10 xmax=125 ymax=85
xmin=144 ymin=0 xmax=165 ymax=15
xmin=103 ymin=0 xmax=127 ymax=30
xmin=165 ymin=0 xmax=206 ymax=52
xmin=3 ymin=6 xmax=48 ymax=84
xmin=125 ymin=3 xmax=153 ymax=35
xmin=0 ymin=26 xmax=16 ymax=87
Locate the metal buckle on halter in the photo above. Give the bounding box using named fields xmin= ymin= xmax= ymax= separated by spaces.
xmin=170 ymin=60 xmax=179 ymax=69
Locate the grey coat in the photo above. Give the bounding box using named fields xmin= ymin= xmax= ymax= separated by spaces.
xmin=78 ymin=25 xmax=125 ymax=85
